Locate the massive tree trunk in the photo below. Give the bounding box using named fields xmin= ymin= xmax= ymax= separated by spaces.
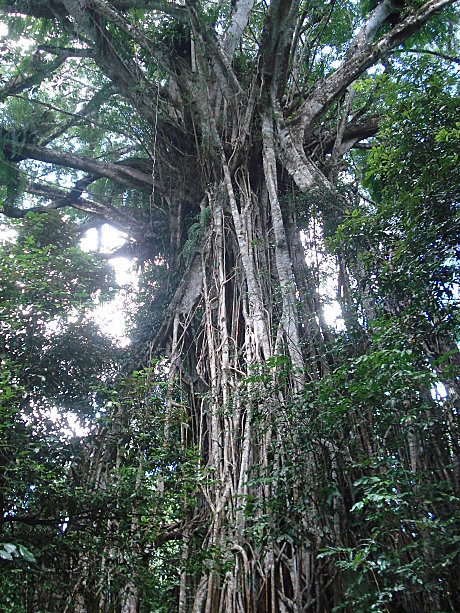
xmin=0 ymin=0 xmax=458 ymax=610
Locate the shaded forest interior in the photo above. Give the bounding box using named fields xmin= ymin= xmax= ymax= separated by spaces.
xmin=0 ymin=0 xmax=459 ymax=611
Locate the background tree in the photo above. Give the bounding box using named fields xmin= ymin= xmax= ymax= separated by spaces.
xmin=0 ymin=0 xmax=459 ymax=611
xmin=0 ymin=212 xmax=121 ymax=611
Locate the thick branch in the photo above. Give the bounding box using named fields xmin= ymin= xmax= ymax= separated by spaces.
xmin=222 ymin=0 xmax=255 ymax=58
xmin=89 ymin=0 xmax=175 ymax=75
xmin=310 ymin=116 xmax=380 ymax=157
xmin=111 ymin=0 xmax=188 ymax=21
xmin=16 ymin=180 xmax=153 ymax=238
xmin=37 ymin=45 xmax=93 ymax=57
xmin=260 ymin=0 xmax=300 ymax=98
xmin=59 ymin=0 xmax=161 ymax=124
xmin=0 ymin=0 xmax=68 ymax=19
xmin=275 ymin=101 xmax=332 ymax=193
xmin=0 ymin=0 xmax=186 ymax=20
xmin=0 ymin=54 xmax=67 ymax=103
xmin=187 ymin=1 xmax=242 ymax=103
xmin=2 ymin=137 xmax=153 ymax=191
xmin=291 ymin=0 xmax=455 ymax=139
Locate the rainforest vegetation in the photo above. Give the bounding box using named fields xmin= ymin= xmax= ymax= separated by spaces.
xmin=0 ymin=0 xmax=459 ymax=611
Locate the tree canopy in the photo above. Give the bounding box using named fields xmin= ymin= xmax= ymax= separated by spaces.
xmin=0 ymin=0 xmax=459 ymax=611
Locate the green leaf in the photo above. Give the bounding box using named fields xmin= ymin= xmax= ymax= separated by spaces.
xmin=0 ymin=549 xmax=13 ymax=561
xmin=17 ymin=544 xmax=36 ymax=563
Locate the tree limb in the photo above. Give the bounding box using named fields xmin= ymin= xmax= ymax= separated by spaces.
xmin=0 ymin=54 xmax=68 ymax=103
xmin=186 ymin=0 xmax=243 ymax=103
xmin=260 ymin=0 xmax=300 ymax=98
xmin=1 ymin=136 xmax=153 ymax=191
xmin=307 ymin=115 xmax=380 ymax=157
xmin=398 ymin=47 xmax=460 ymax=65
xmin=222 ymin=0 xmax=256 ymax=58
xmin=0 ymin=0 xmax=68 ymax=20
xmin=0 ymin=0 xmax=187 ymax=20
xmin=89 ymin=0 xmax=176 ymax=75
xmin=291 ymin=0 xmax=455 ymax=140
xmin=59 ymin=0 xmax=162 ymax=124
xmin=15 ymin=179 xmax=155 ymax=239
xmin=37 ymin=45 xmax=93 ymax=57
xmin=105 ymin=0 xmax=188 ymax=21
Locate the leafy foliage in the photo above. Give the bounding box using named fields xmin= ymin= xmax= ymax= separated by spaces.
xmin=0 ymin=1 xmax=459 ymax=611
